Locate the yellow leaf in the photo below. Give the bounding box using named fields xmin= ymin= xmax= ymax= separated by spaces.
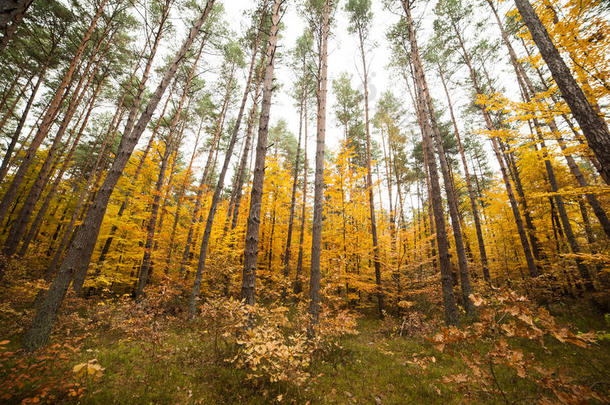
xmin=73 ymin=363 xmax=86 ymax=376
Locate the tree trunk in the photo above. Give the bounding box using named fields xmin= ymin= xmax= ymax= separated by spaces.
xmin=486 ymin=0 xmax=610 ymax=241
xmin=164 ymin=115 xmax=203 ymax=272
xmin=0 ymin=0 xmax=108 ymax=227
xmin=2 ymin=59 xmax=109 ymax=264
xmin=0 ymin=73 xmax=33 ymax=134
xmin=294 ymin=95 xmax=308 ymax=296
xmin=449 ymin=16 xmax=539 ymax=278
xmin=537 ymin=134 xmax=592 ymax=289
xmin=412 ymin=42 xmax=474 ymax=314
xmin=438 ymin=64 xmax=490 ymax=284
xmin=229 ymin=58 xmax=265 ymax=232
xmin=0 ymin=51 xmax=52 ymax=184
xmin=513 ymin=0 xmax=610 ymax=182
xmin=308 ymin=0 xmax=330 ymax=328
xmin=282 ymin=83 xmax=305 ymax=293
xmin=403 ymin=0 xmax=458 ymax=325
xmin=356 ymin=25 xmax=384 ymax=318
xmin=187 ymin=8 xmax=265 ymax=317
xmin=49 ymin=102 xmax=118 ymax=292
xmin=96 ymin=80 xmax=177 ymax=271
xmin=0 ymin=0 xmax=34 ymax=52
xmin=240 ymin=0 xmax=283 ymax=307
xmin=201 ymin=65 xmax=235 ymax=188
xmin=22 ymin=1 xmax=215 ymax=351
xmin=137 ymin=36 xmax=205 ymax=296
xmin=21 ymin=81 xmax=125 ymax=258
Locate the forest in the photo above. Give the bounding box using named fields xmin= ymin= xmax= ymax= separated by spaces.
xmin=0 ymin=0 xmax=608 ymax=403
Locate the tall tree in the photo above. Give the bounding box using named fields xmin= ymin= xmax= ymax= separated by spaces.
xmin=22 ymin=0 xmax=216 ymax=351
xmin=303 ymin=0 xmax=336 ymax=327
xmin=512 ymin=0 xmax=610 ymax=182
xmin=345 ymin=0 xmax=384 ymax=317
xmin=0 ymin=0 xmax=109 ymax=235
xmin=434 ymin=0 xmax=539 ymax=278
xmin=240 ymin=0 xmax=284 ymax=306
xmin=282 ymin=30 xmax=313 ymax=297
xmin=186 ymin=34 xmax=253 ymax=317
xmin=399 ymin=0 xmax=459 ymax=325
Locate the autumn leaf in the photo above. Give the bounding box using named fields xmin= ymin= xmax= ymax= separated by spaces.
xmin=469 ymin=294 xmax=485 ymax=307
xmin=73 ymin=359 xmax=105 ymax=380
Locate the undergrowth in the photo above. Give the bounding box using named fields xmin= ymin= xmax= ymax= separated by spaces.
xmin=0 ymin=280 xmax=608 ymax=404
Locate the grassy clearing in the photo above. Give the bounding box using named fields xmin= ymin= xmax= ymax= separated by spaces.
xmin=1 ymin=296 xmax=608 ymax=404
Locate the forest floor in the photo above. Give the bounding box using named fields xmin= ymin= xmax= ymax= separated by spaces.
xmin=1 ymin=285 xmax=609 ymax=404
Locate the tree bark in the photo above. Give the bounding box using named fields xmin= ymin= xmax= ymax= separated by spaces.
xmin=356 ymin=21 xmax=384 ymax=318
xmin=22 ymin=0 xmax=215 ymax=351
xmin=0 ymin=51 xmax=52 ymax=184
xmin=187 ymin=7 xmax=265 ymax=317
xmin=0 ymin=0 xmax=34 ymax=52
xmin=413 ymin=43 xmax=474 ymax=314
xmin=308 ymin=0 xmax=330 ymax=328
xmin=513 ymin=0 xmax=610 ymax=182
xmin=164 ymin=115 xmax=203 ymax=272
xmin=486 ymin=0 xmax=610 ymax=241
xmin=438 ymin=64 xmax=490 ymax=284
xmin=282 ymin=81 xmax=306 ymax=293
xmin=1 ymin=46 xmax=111 ymax=263
xmin=240 ymin=0 xmax=282 ymax=307
xmin=0 ymin=0 xmax=108 ymax=227
xmin=449 ymin=15 xmax=539 ymax=278
xmin=403 ymin=0 xmax=459 ymax=325
xmin=229 ymin=57 xmax=266 ymax=232
xmin=294 ymin=94 xmax=308 ymax=296
xmin=137 ymin=36 xmax=206 ymax=297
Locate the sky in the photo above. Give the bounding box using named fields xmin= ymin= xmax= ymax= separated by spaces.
xmin=221 ymin=1 xmax=401 ymax=152
xmin=158 ymin=0 xmax=520 ymax=212
xmin=214 ymin=1 xmax=427 ymax=213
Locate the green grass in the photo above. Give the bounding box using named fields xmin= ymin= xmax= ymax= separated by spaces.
xmin=1 ymin=301 xmax=609 ymax=404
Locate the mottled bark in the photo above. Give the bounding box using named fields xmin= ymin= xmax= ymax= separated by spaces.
xmin=240 ymin=0 xmax=282 ymax=306
xmin=22 ymin=1 xmax=215 ymax=351
xmin=403 ymin=0 xmax=459 ymax=325
xmin=0 ymin=0 xmax=107 ymax=229
xmin=513 ymin=0 xmax=610 ymax=181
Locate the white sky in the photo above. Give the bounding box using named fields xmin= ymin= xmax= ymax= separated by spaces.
xmin=215 ymin=0 xmax=514 ymax=212
xmin=223 ymin=1 xmax=408 ymax=152
xmin=151 ymin=0 xmax=521 ymax=213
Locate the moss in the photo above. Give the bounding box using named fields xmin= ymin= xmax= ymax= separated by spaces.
xmin=1 ymin=305 xmax=608 ymax=404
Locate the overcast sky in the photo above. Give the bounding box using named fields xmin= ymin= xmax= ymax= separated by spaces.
xmin=231 ymin=1 xmax=428 ymax=147
xmin=165 ymin=0 xmax=520 ymax=212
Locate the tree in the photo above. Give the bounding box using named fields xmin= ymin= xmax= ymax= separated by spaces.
xmin=434 ymin=0 xmax=539 ymax=278
xmin=0 ymin=0 xmax=109 ymax=246
xmin=512 ymin=0 xmax=610 ymax=183
xmin=345 ymin=0 xmax=384 ymax=317
xmin=0 ymin=0 xmax=34 ymax=52
xmin=240 ymin=0 xmax=284 ymax=306
xmin=399 ymin=0 xmax=459 ymax=325
xmin=22 ymin=0 xmax=217 ymax=351
xmin=302 ymin=0 xmax=337 ymax=327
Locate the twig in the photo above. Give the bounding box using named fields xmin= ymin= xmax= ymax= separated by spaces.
xmin=489 ymin=357 xmax=511 ymax=405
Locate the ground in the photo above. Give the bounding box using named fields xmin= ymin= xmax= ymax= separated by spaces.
xmin=1 ymin=288 xmax=609 ymax=404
